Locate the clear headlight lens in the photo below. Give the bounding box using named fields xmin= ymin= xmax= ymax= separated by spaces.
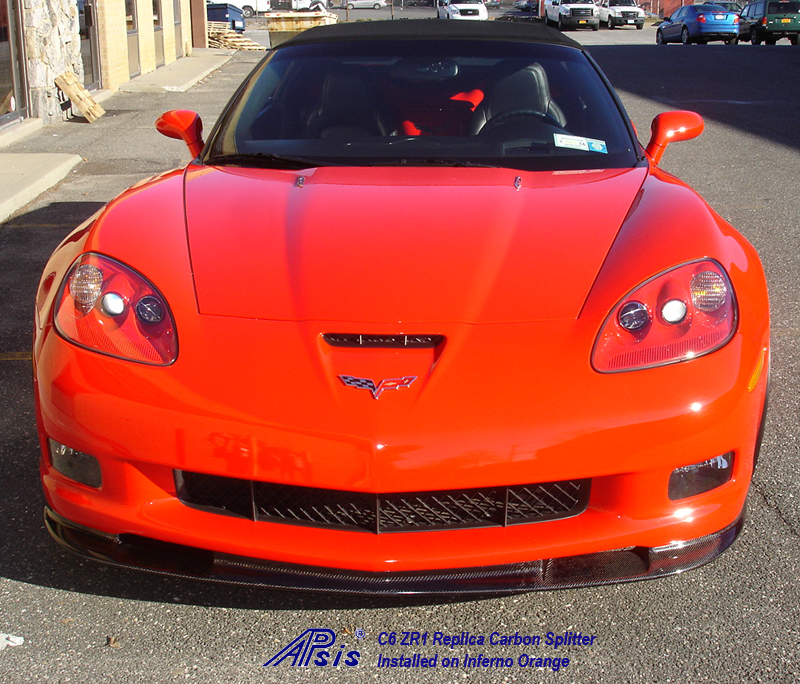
xmin=69 ymin=264 xmax=104 ymax=311
xmin=691 ymin=270 xmax=728 ymax=312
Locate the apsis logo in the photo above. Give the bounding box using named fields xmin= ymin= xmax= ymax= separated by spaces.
xmin=263 ymin=629 xmax=361 ymax=668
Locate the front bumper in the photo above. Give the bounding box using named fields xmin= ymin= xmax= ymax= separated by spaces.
xmin=608 ymin=15 xmax=643 ymax=27
xmin=45 ymin=507 xmax=744 ymax=595
xmin=35 ymin=293 xmax=768 ymax=577
xmin=561 ymin=15 xmax=599 ymax=28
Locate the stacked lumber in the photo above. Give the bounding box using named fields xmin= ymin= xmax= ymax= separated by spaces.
xmin=207 ymin=22 xmax=267 ymax=50
xmin=54 ymin=72 xmax=105 ymax=123
xmin=262 ymin=12 xmax=338 ymax=31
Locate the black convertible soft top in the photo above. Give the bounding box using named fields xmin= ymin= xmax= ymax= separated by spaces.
xmin=279 ymin=19 xmax=583 ymax=50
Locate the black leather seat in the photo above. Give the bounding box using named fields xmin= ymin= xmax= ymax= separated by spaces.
xmin=470 ymin=63 xmax=567 ymax=136
xmin=305 ymin=67 xmax=393 ymax=139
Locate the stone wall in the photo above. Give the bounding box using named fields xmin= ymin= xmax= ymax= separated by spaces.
xmin=22 ymin=0 xmax=83 ymax=124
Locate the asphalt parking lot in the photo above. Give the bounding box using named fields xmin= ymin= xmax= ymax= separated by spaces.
xmin=1 ymin=22 xmax=799 ymax=684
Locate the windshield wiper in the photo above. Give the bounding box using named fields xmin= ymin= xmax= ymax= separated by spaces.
xmin=203 ymin=153 xmax=332 ymax=170
xmin=204 ymin=154 xmax=501 ymax=170
xmin=366 ymin=158 xmax=500 ymax=168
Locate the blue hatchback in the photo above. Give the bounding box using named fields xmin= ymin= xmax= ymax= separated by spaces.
xmin=656 ymin=4 xmax=741 ymax=44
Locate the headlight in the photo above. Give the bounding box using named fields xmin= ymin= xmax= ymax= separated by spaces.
xmin=55 ymin=253 xmax=178 ymax=365
xmin=592 ymin=260 xmax=736 ymax=373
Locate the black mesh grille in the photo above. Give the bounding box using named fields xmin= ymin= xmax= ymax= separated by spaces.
xmin=178 ymin=471 xmax=254 ymax=519
xmin=379 ymin=488 xmax=505 ymax=531
xmin=571 ymin=7 xmax=593 ymax=15
xmin=176 ymin=472 xmax=590 ymax=534
xmin=253 ymin=481 xmax=377 ymax=530
xmin=322 ymin=333 xmax=445 ymax=349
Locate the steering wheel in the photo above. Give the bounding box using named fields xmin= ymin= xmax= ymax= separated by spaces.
xmin=479 ymin=109 xmax=563 ymax=133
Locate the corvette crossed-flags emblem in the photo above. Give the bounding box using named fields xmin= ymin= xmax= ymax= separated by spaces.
xmin=339 ymin=375 xmax=417 ymax=399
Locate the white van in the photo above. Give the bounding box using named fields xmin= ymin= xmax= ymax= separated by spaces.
xmin=543 ymin=0 xmax=600 ymax=30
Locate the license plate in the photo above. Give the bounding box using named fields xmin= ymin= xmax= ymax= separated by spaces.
xmin=715 ymin=13 xmax=725 ymax=18
xmin=781 ymin=17 xmax=791 ymax=22
xmin=578 ymin=19 xmax=587 ymax=23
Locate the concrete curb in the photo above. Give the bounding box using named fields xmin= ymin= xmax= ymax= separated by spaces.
xmin=0 ymin=119 xmax=45 ymax=150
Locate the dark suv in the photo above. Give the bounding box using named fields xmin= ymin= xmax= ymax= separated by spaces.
xmin=739 ymin=0 xmax=800 ymax=44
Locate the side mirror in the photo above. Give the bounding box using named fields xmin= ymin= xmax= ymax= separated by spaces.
xmin=645 ymin=110 xmax=704 ymax=166
xmin=156 ymin=110 xmax=204 ymax=159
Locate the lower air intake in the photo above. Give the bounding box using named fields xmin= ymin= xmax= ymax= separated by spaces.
xmin=176 ymin=472 xmax=590 ymax=534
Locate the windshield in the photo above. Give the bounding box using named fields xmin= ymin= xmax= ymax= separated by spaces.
xmin=609 ymin=0 xmax=637 ymax=6
xmin=205 ymin=40 xmax=638 ymax=173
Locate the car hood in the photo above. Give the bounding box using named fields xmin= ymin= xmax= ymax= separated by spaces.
xmin=184 ymin=165 xmax=646 ymax=324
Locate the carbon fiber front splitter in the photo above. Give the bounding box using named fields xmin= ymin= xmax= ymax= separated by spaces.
xmin=44 ymin=507 xmax=743 ymax=595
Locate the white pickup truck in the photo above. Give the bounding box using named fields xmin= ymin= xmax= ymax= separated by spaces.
xmin=543 ymin=0 xmax=600 ymax=30
xmin=596 ymin=0 xmax=646 ymax=29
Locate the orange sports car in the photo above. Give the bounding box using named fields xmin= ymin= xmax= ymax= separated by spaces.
xmin=34 ymin=21 xmax=769 ymax=594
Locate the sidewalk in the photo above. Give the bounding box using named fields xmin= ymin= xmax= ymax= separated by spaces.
xmin=0 ymin=48 xmax=236 ymax=223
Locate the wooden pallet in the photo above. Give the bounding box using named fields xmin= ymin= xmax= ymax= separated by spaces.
xmin=54 ymin=72 xmax=105 ymax=123
xmin=207 ymin=22 xmax=267 ymax=50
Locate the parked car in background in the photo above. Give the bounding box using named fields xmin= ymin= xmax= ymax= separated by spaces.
xmin=347 ymin=0 xmax=386 ymax=7
xmin=738 ymin=0 xmax=800 ymax=44
xmin=544 ymin=0 xmax=600 ymax=29
xmin=597 ymin=0 xmax=646 ymax=28
xmin=656 ymin=4 xmax=740 ymax=43
xmin=437 ymin=0 xmax=489 ymax=19
xmin=513 ymin=0 xmax=538 ymax=10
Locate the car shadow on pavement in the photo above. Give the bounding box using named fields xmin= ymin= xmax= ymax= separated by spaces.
xmin=585 ymin=44 xmax=800 ymax=154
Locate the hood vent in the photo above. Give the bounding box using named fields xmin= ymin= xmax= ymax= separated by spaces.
xmin=323 ymin=333 xmax=445 ymax=349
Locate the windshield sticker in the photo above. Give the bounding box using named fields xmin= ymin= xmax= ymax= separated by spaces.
xmin=554 ymin=134 xmax=608 ymax=154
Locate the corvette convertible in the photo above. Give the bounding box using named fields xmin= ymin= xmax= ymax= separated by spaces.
xmin=34 ymin=21 xmax=769 ymax=594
